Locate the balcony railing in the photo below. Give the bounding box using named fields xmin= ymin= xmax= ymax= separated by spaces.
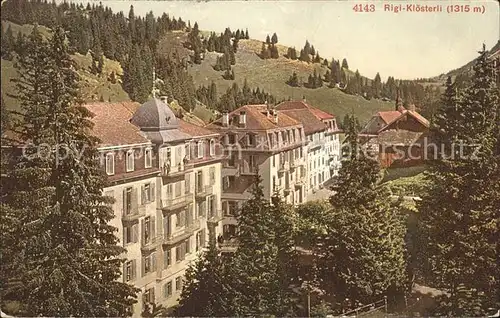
xmin=207 ymin=209 xmax=223 ymax=224
xmin=222 ymin=165 xmax=240 ymax=177
xmin=163 ymin=220 xmax=200 ymax=246
xmin=240 ymin=165 xmax=258 ymax=175
xmin=141 ymin=234 xmax=161 ymax=252
xmin=278 ymin=162 xmax=289 ymax=173
xmin=195 ymin=185 xmax=213 ymax=200
xmin=121 ymin=206 xmax=146 ymax=222
xmin=161 ymin=193 xmax=193 ymax=211
xmin=160 ymin=162 xmax=194 ymax=178
xmin=219 ymin=238 xmax=238 ymax=253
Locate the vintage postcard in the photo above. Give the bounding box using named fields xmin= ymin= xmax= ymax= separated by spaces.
xmin=1 ymin=0 xmax=498 ymax=317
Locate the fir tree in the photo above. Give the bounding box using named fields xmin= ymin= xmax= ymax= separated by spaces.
xmin=245 ymin=28 xmax=249 ymax=39
xmin=230 ymin=177 xmax=299 ymax=316
xmin=175 ymin=242 xmax=238 ymax=316
xmin=341 ymin=58 xmax=349 ymax=69
xmin=260 ymin=42 xmax=270 ymax=59
xmin=287 ymin=72 xmax=300 ymax=87
xmin=271 ymin=32 xmax=278 ymax=44
xmin=1 ymin=26 xmax=137 ymax=317
xmin=417 ymin=46 xmax=500 ymax=316
xmin=316 ymin=114 xmax=408 ymax=312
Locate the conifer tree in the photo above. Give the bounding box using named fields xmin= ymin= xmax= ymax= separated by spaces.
xmin=260 ymin=42 xmax=270 ymax=59
xmin=230 ymin=177 xmax=299 ymax=316
xmin=341 ymin=58 xmax=349 ymax=69
xmin=175 ymin=242 xmax=237 ymax=316
xmin=245 ymin=28 xmax=249 ymax=39
xmin=271 ymin=32 xmax=278 ymax=44
xmin=287 ymin=72 xmax=300 ymax=87
xmin=316 ymin=114 xmax=407 ymax=312
xmin=266 ymin=34 xmax=271 ymax=45
xmin=0 ymin=26 xmax=137 ymax=317
xmin=417 ymin=46 xmax=499 ymax=316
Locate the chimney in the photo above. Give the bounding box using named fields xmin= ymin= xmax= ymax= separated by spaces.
xmin=222 ymin=112 xmax=229 ymax=127
xmin=239 ymin=111 xmax=246 ymax=127
xmin=302 ymin=96 xmax=306 ymax=103
xmin=273 ymin=111 xmax=278 ymax=124
xmin=160 ymin=96 xmax=168 ymax=103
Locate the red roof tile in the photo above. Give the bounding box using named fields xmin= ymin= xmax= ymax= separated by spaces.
xmin=84 ymin=102 xmax=150 ymax=146
xmin=207 ymin=104 xmax=301 ymax=130
xmin=378 ymin=111 xmax=402 ymax=125
xmin=276 ymin=109 xmax=326 ymax=135
xmin=276 ymin=100 xmax=335 ymax=120
xmin=179 ymin=119 xmax=218 ymax=137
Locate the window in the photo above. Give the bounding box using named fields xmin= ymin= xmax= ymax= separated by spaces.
xmin=166 ymin=148 xmax=172 ymax=165
xmin=272 ymin=155 xmax=276 ymax=167
xmin=273 ymin=176 xmax=276 ymax=190
xmin=298 ymin=128 xmax=302 ymax=139
xmin=185 ymin=238 xmax=191 ymax=254
xmin=145 ymin=148 xmax=152 ymax=168
xmin=124 ymin=187 xmax=133 ymax=215
xmin=185 ymin=143 xmax=191 ymax=161
xmin=175 ymin=181 xmax=181 ymax=197
xmin=105 ymin=153 xmax=115 ymax=175
xmin=126 ymin=150 xmax=135 ymax=172
xmin=141 ymin=183 xmax=155 ymax=204
xmin=164 ymin=248 xmax=171 ymax=269
xmin=209 ymin=139 xmax=215 ymax=156
xmin=248 ymin=134 xmax=255 ymax=147
xmin=142 ymin=252 xmax=156 ymax=276
xmin=164 ymin=281 xmax=172 ymax=299
xmin=124 ymin=260 xmax=136 ymax=282
xmin=175 ymin=245 xmax=183 ymax=262
xmin=175 ymin=276 xmax=183 ymax=291
xmin=196 ymin=230 xmax=206 ymax=251
xmin=143 ymin=287 xmax=154 ymax=306
xmin=176 ymin=211 xmax=186 ymax=228
xmin=281 ymin=131 xmax=286 ymax=144
xmin=228 ymin=134 xmax=236 ymax=144
xmin=197 ymin=141 xmax=204 ymax=158
xmin=209 ymin=167 xmax=215 ymax=185
xmin=123 ymin=224 xmax=138 ymax=245
xmin=185 ymin=175 xmax=191 ymax=194
xmin=144 ymin=217 xmax=151 ymax=243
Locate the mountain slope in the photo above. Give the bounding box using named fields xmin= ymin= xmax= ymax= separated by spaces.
xmin=186 ymin=38 xmax=394 ymax=123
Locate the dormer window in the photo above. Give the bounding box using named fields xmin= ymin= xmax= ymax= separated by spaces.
xmin=209 ymin=139 xmax=215 ymax=156
xmin=185 ymin=144 xmax=191 ymax=161
xmin=144 ymin=148 xmax=152 ymax=168
xmin=247 ymin=134 xmax=256 ymax=147
xmin=106 ymin=152 xmax=115 ymax=175
xmin=126 ymin=150 xmax=135 ymax=172
xmin=197 ymin=141 xmax=204 ymax=158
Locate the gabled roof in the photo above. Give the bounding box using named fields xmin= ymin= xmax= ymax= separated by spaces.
xmin=275 ymin=108 xmax=326 ymax=135
xmin=84 ymin=102 xmax=151 ymax=146
xmin=276 ymin=100 xmax=335 ymax=120
xmin=207 ymin=104 xmax=301 ymax=130
xmin=362 ymin=108 xmax=430 ymax=135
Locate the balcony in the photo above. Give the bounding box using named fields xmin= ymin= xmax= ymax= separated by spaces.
xmin=121 ymin=206 xmax=146 ymax=222
xmin=278 ymin=162 xmax=289 ymax=173
xmin=195 ymin=185 xmax=213 ymax=200
xmin=141 ymin=235 xmax=161 ymax=252
xmin=219 ymin=238 xmax=238 ymax=253
xmin=160 ymin=162 xmax=194 ymax=179
xmin=240 ymin=165 xmax=258 ymax=175
xmin=207 ymin=209 xmax=223 ymax=224
xmin=161 ymin=193 xmax=193 ymax=212
xmin=222 ymin=165 xmax=240 ymax=177
xmin=163 ymin=220 xmax=200 ymax=246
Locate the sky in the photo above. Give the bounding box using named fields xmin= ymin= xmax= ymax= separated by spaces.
xmin=69 ymin=0 xmax=499 ymax=80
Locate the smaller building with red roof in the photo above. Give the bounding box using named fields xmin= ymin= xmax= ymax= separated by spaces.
xmin=359 ymin=98 xmax=430 ymax=168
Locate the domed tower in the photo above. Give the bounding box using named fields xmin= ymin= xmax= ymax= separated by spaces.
xmin=131 ymin=98 xmax=191 ymax=145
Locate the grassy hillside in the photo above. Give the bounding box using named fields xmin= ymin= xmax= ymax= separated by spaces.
xmin=1 ymin=21 xmax=209 ymax=125
xmin=188 ymin=38 xmax=394 ymax=123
